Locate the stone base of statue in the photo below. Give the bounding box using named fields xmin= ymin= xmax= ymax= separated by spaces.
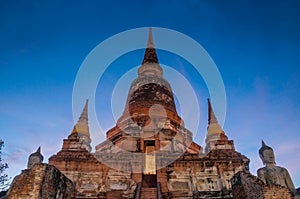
xmin=231 ymin=171 xmax=298 ymax=199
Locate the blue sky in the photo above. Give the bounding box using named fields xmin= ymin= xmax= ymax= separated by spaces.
xmin=1 ymin=0 xmax=300 ymax=187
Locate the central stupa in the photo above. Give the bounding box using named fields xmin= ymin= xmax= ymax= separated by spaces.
xmin=49 ymin=28 xmax=249 ymax=198
xmin=95 ymin=28 xmax=200 ymax=158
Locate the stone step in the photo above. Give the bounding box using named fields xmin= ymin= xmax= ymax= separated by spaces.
xmin=140 ymin=187 xmax=157 ymax=199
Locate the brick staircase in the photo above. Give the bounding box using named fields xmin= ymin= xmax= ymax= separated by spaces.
xmin=140 ymin=175 xmax=158 ymax=199
xmin=140 ymin=187 xmax=158 ymax=199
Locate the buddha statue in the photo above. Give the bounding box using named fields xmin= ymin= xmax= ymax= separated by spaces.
xmin=257 ymin=140 xmax=298 ymax=197
xmin=27 ymin=146 xmax=44 ymax=169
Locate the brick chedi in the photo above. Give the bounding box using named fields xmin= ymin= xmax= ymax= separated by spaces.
xmin=7 ymin=28 xmax=298 ymax=199
xmin=48 ymin=100 xmax=108 ymax=198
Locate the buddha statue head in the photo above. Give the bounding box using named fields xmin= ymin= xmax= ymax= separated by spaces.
xmin=27 ymin=146 xmax=44 ymax=169
xmin=259 ymin=140 xmax=275 ymax=165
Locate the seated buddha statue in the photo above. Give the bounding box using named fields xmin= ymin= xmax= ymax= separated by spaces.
xmin=257 ymin=140 xmax=298 ymax=197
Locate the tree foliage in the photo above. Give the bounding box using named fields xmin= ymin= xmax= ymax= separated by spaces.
xmin=0 ymin=140 xmax=9 ymax=191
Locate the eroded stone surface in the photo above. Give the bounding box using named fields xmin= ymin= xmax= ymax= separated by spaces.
xmin=7 ymin=164 xmax=74 ymax=199
xmin=231 ymin=171 xmax=295 ymax=199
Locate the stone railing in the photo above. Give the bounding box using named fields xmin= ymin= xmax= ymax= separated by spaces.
xmin=157 ymin=181 xmax=163 ymax=199
xmin=134 ymin=182 xmax=142 ymax=199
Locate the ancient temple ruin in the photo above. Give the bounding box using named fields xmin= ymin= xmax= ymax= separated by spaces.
xmin=5 ymin=28 xmax=299 ymax=199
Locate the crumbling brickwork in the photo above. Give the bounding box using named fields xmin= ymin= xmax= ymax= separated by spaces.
xmin=7 ymin=164 xmax=74 ymax=199
xmin=231 ymin=171 xmax=264 ymax=199
xmin=263 ymin=185 xmax=292 ymax=199
xmin=231 ymin=171 xmax=294 ymax=199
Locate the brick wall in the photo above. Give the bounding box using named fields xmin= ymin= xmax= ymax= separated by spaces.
xmin=7 ymin=163 xmax=74 ymax=199
xmin=231 ymin=171 xmax=293 ymax=199
xmin=263 ymin=185 xmax=292 ymax=199
xmin=231 ymin=171 xmax=264 ymax=199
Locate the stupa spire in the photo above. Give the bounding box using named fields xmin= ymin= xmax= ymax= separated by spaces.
xmin=208 ymin=98 xmax=218 ymax=125
xmin=205 ymin=99 xmax=233 ymax=152
xmin=138 ymin=27 xmax=162 ymax=77
xmin=72 ymin=99 xmax=89 ymax=136
xmin=147 ymin=27 xmax=154 ymax=48
xmin=79 ymin=99 xmax=88 ymax=123
xmin=141 ymin=27 xmax=159 ymax=65
xmin=206 ymin=99 xmax=224 ymax=139
xmin=70 ymin=99 xmax=92 ymax=152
